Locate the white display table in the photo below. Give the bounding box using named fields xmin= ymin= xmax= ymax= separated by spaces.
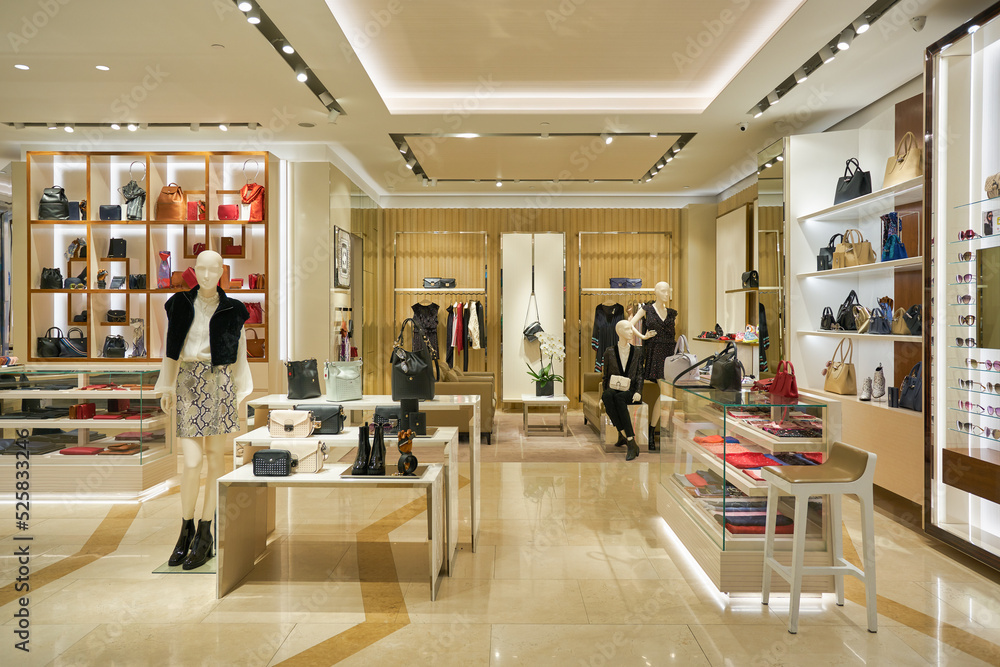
xmin=521 ymin=393 xmax=570 ymax=436
xmin=216 ymin=462 xmax=445 ymax=600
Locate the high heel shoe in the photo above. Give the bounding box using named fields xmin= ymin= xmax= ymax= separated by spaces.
xmin=352 ymin=423 xmax=371 ymax=475
xmin=860 ymin=377 xmax=872 ymax=401
xmin=625 ymin=437 xmax=639 ymax=461
xmin=368 ymin=423 xmax=386 ymax=476
xmin=168 ymin=518 xmax=195 ymax=567
xmin=872 ymin=364 xmax=886 ymax=400
xmin=181 ymin=520 xmax=213 ymax=570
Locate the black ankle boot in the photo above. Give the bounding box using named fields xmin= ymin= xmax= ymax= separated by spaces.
xmin=625 ymin=438 xmax=639 ymax=461
xmin=367 ymin=424 xmax=386 ymax=475
xmin=182 ymin=520 xmax=213 ymax=570
xmin=352 ymin=423 xmax=371 ymax=475
xmin=615 ymin=431 xmax=627 ymax=447
xmin=168 ymin=518 xmax=196 ymax=567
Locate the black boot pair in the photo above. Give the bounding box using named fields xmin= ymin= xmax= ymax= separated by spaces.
xmin=352 ymin=422 xmax=386 ymax=476
xmin=168 ymin=518 xmax=213 ymax=570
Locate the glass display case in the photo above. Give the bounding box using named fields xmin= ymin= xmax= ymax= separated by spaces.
xmin=925 ymin=3 xmax=1000 ymax=570
xmin=0 ymin=367 xmax=175 ymax=499
xmin=657 ymin=381 xmax=841 ymax=593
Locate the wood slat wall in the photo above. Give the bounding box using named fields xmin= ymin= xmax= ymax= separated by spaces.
xmin=718 ymin=183 xmax=758 ymax=218
xmin=362 ymin=208 xmax=684 ymax=405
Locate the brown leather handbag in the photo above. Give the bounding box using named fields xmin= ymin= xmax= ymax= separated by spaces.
xmin=155 ymin=182 xmax=185 ymax=220
xmin=246 ymin=328 xmax=265 ymax=358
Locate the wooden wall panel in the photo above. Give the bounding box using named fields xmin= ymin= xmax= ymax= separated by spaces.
xmin=718 ymin=183 xmax=758 ymax=218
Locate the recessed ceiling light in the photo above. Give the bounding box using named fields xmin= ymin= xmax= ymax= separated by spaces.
xmin=64 ymin=124 xmax=74 ymax=133
xmin=819 ymin=46 xmax=836 ymax=63
xmin=853 ymin=17 xmax=870 ymax=35
xmin=219 ymin=123 xmax=228 ymax=131
xmin=14 ymin=64 xmax=29 ymax=70
xmin=968 ymin=24 xmax=980 ymax=34
xmin=127 ymin=123 xmax=137 ymax=131
xmin=95 ymin=65 xmax=110 ymax=71
xmin=837 ymin=28 xmax=855 ymax=51
xmin=110 ymin=123 xmax=120 ymax=130
xmin=237 ymin=1 xmax=252 ymax=11
xmin=456 ymin=133 xmax=478 ymax=138
xmin=794 ymin=67 xmax=808 ymax=84
xmin=495 ymin=180 xmax=502 ymax=188
xmin=683 ymin=186 xmax=691 ymax=189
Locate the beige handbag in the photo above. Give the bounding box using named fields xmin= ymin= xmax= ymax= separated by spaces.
xmin=267 ymin=410 xmax=320 ymax=438
xmin=891 ymin=308 xmax=910 ymax=335
xmin=882 ymin=131 xmax=923 ymax=188
xmin=609 ymin=374 xmax=630 ymax=391
xmin=852 ymin=304 xmax=871 ymax=334
xmin=986 ymin=173 xmax=1000 ymax=198
xmin=833 ymin=229 xmax=875 ymax=268
xmin=155 ymin=182 xmax=186 ymax=220
xmin=285 ymin=442 xmax=329 ymax=473
xmin=824 ymin=338 xmax=857 ymax=395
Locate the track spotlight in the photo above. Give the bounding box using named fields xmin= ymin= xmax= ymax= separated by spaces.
xmin=219 ymin=123 xmax=229 ymax=132
xmin=837 ymin=28 xmax=854 ymax=51
xmin=189 ymin=122 xmax=199 ymax=132
xmin=48 ymin=122 xmax=57 ymax=130
xmin=752 ymin=104 xmax=764 ymax=118
xmin=296 ymin=67 xmax=308 ymax=83
xmin=319 ymin=92 xmax=334 ymax=106
xmin=246 ymin=8 xmax=260 ymax=24
xmin=139 ymin=122 xmax=148 ymax=130
xmin=650 ymin=132 xmax=658 ymax=138
xmin=602 ymin=133 xmax=613 ymax=145
xmin=64 ymin=124 xmax=74 ymax=133
xmin=496 ymin=179 xmax=502 ymax=188
xmin=776 ymin=155 xmax=784 ymax=162
xmin=111 ymin=123 xmax=121 ymax=130
xmin=666 ymin=156 xmax=673 ymax=163
xmin=13 ymin=122 xmax=24 ymax=130
xmin=969 ymin=24 xmax=980 ymax=34
xmin=398 ymin=142 xmax=408 ymax=154
xmin=127 ymin=123 xmax=137 ymax=132
xmin=767 ymin=90 xmax=780 ymax=106
xmin=764 ymin=162 xmax=773 ymax=169
xmin=541 ymin=130 xmax=549 ymax=139
xmin=819 ymin=45 xmax=836 ymax=63
xmin=237 ymin=1 xmax=252 ymax=11
xmin=853 ymin=17 xmax=870 ymax=35
xmin=281 ymin=41 xmax=294 ymax=54
xmin=656 ymin=161 xmax=665 ymax=170
xmin=406 ymin=157 xmax=416 ymax=170
xmin=328 ymin=108 xmax=340 ymax=124
xmin=644 ymin=174 xmax=652 ymax=183
xmin=430 ymin=178 xmax=437 ymax=187
xmin=795 ymin=67 xmax=808 ymax=84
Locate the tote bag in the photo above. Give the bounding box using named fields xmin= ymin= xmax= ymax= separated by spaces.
xmin=824 ymin=338 xmax=857 ymax=395
xmin=883 ymin=131 xmax=923 ymax=188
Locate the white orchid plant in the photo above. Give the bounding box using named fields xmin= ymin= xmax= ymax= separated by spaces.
xmin=526 ymin=331 xmax=566 ymax=384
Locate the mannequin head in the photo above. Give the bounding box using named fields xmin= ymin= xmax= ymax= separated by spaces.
xmin=195 ymin=250 xmax=224 ymax=291
xmin=654 ymin=281 xmax=672 ymax=304
xmin=615 ymin=320 xmax=633 ymax=344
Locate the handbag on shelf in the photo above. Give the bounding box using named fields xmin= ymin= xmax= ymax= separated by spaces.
xmin=186 ymin=200 xmax=206 ymax=221
xmin=60 ymin=328 xmax=87 ymax=358
xmin=823 ymin=338 xmax=857 ymax=395
xmin=182 ymin=267 xmax=198 ymax=289
xmin=422 ymin=277 xmax=456 ymax=289
xmin=663 ymin=334 xmax=698 ymax=384
xmin=252 ymin=449 xmax=296 ymax=477
xmin=246 ymin=329 xmax=265 ymax=358
xmin=903 ymin=304 xmax=922 ymax=336
xmin=710 ymin=342 xmax=744 ymax=392
xmin=891 ymin=308 xmax=910 ymax=335
xmin=834 ymin=157 xmax=872 ymax=204
xmin=985 ymin=173 xmax=1000 ymax=199
xmin=769 ymin=360 xmax=799 ymax=403
xmin=609 ymin=278 xmax=642 ymax=289
xmin=852 ymin=304 xmax=871 ymax=334
xmin=293 ymin=404 xmax=346 ymax=435
xmin=286 ymin=359 xmax=322 ymax=400
xmin=833 ymin=229 xmax=875 ymax=269
xmin=285 ymin=442 xmax=327 ymax=474
xmin=740 ymin=270 xmax=759 ymax=289
xmin=102 ymin=335 xmax=127 ymax=358
xmin=99 ymin=205 xmax=122 ymax=221
xmin=373 ymin=406 xmax=400 ymax=435
xmin=325 ymin=360 xmax=363 ymax=401
xmin=40 ymin=267 xmax=63 ymax=289
xmin=108 ymin=238 xmax=127 ymax=258
xmin=217 ymin=204 xmax=239 ymax=220
xmin=267 ymin=410 xmax=320 ymax=438
xmin=820 ymin=306 xmax=835 ymax=331
xmin=128 ymin=274 xmax=147 ymax=290
xmin=248 ymin=273 xmax=266 ymax=290
xmin=170 ymin=271 xmax=184 ymax=288
xmin=880 ymin=212 xmax=908 ymax=261
xmin=155 ymin=182 xmax=185 ymax=220
xmin=836 ymin=290 xmax=861 ymax=331
xmin=246 ymin=302 xmax=263 ymax=324
xmin=37 ymin=327 xmax=64 ymax=358
xmin=898 ymin=362 xmax=922 ymax=411
xmin=68 ymin=201 xmax=82 ymax=220
xmin=64 ymin=277 xmax=84 ymax=289
xmin=193 ymin=242 xmax=206 ymax=255
xmin=106 ymin=309 xmax=126 ymax=323
xmin=869 ymin=303 xmax=892 ymax=334
xmin=390 ymin=318 xmax=438 ymax=401
xmin=883 ymin=131 xmax=923 ymax=188
xmin=609 ymin=375 xmax=630 ymax=392
xmin=222 ymin=244 xmax=242 ymax=256
xmin=38 ymin=185 xmax=70 ymax=220
xmin=73 ymin=311 xmax=87 ymax=323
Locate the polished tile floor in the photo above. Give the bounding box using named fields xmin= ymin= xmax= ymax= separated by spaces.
xmin=2 ymin=412 xmax=1000 ymax=665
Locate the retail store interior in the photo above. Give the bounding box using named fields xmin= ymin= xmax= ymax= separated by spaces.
xmin=2 ymin=0 xmax=1000 ymax=664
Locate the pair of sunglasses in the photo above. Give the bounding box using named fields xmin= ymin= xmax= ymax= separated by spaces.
xmin=956 ymin=338 xmax=978 ymax=347
xmin=956 ymin=420 xmax=987 ymax=434
xmin=987 ymin=383 xmax=1000 ymax=394
xmin=958 ymin=315 xmax=976 ymax=325
xmin=966 ymin=359 xmax=997 ymax=370
xmin=957 ymin=294 xmax=975 ymax=304
xmin=956 ymin=274 xmax=976 ymax=283
xmin=958 ymin=251 xmax=975 ymax=262
xmin=959 ymin=379 xmax=987 ymax=390
xmin=958 ymin=400 xmax=986 ymax=412
xmin=959 ymin=230 xmax=982 ymax=240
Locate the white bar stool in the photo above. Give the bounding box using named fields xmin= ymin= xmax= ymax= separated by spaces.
xmin=761 ymin=441 xmax=878 ymax=634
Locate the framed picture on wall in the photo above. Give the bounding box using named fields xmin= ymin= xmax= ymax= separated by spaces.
xmin=334 ymin=226 xmax=351 ymax=288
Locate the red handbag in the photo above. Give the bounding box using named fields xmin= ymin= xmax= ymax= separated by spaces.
xmin=218 ymin=204 xmax=239 ymax=220
xmin=193 ymin=242 xmax=206 ymax=255
xmin=769 ymin=360 xmax=799 ymax=402
xmin=187 ymin=200 xmax=206 ymax=220
xmin=246 ymin=301 xmax=263 ymax=324
xmin=182 ymin=267 xmax=198 ymax=289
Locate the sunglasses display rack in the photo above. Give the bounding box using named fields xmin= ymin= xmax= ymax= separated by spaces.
xmin=926 ymin=7 xmax=1000 ymax=572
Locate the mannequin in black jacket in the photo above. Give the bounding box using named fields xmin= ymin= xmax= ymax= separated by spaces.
xmin=602 ymin=320 xmax=652 ymax=460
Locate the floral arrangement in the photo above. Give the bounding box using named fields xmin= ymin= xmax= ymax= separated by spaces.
xmin=526 ymin=332 xmax=565 ymax=384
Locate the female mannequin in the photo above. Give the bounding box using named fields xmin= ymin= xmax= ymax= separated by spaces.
xmin=156 ymin=251 xmax=251 ymax=570
xmin=602 ymin=320 xmax=650 ymax=461
xmin=629 ymin=281 xmax=678 ymax=381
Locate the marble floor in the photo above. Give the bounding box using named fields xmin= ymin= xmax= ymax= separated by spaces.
xmin=2 ymin=414 xmax=1000 ymax=665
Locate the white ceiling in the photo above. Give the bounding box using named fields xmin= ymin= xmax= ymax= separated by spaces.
xmin=0 ymin=0 xmax=994 ymax=202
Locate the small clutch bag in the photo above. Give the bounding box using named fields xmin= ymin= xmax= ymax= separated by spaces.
xmin=267 ymin=410 xmax=320 ymax=438
xmin=609 ymin=375 xmax=630 ymax=391
xmin=252 ymin=449 xmax=297 ymax=476
xmin=218 ymin=204 xmax=239 ymax=220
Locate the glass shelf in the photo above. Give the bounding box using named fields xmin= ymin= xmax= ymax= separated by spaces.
xmin=949 ymin=366 xmax=1000 ymax=374
xmin=947 ymin=427 xmax=1000 ymax=441
xmin=948 ymin=407 xmax=1000 ymax=419
xmin=953 ymin=195 xmax=1000 ymax=209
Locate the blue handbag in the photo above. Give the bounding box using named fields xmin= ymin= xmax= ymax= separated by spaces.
xmin=882 ymin=234 xmax=908 ymax=261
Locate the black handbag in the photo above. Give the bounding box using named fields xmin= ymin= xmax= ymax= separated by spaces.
xmin=100 ymin=205 xmax=122 ymax=221
xmin=817 ymin=233 xmax=843 ymax=271
xmin=898 ymin=362 xmax=922 ymax=411
xmin=869 ymin=304 xmax=892 ymax=334
xmin=903 ymin=304 xmax=922 ymax=336
xmin=106 ymin=309 xmax=127 ymax=323
xmin=40 ymin=267 xmax=63 ymax=289
xmin=253 ymin=449 xmax=296 ymax=476
xmin=294 ymin=403 xmax=346 ymax=435
xmin=102 ymin=335 xmax=127 ymax=358
xmin=609 ymin=278 xmax=642 ymax=289
xmin=38 ymin=185 xmax=70 ymax=220
xmin=836 ymin=290 xmax=861 ymax=331
xmin=709 ymin=342 xmax=744 ymax=392
xmin=741 ymin=270 xmax=759 ymax=289
xmin=37 ymin=327 xmax=63 ymax=358
xmin=834 ymin=158 xmax=872 ymax=205
xmin=820 ymin=306 xmax=835 ymax=330
xmin=523 ymin=291 xmax=543 ymax=342
xmin=108 ymin=238 xmax=127 ymax=258
xmin=59 ymin=327 xmax=87 ymax=358
xmin=286 ymin=359 xmax=322 ymax=399
xmin=128 ymin=274 xmax=147 ymax=290
xmin=391 ymin=318 xmax=438 ymax=401
xmin=73 ymin=310 xmax=87 ymax=323
xmin=422 ymin=277 xmax=456 ymax=289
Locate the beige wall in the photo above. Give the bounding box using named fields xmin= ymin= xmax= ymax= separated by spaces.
xmin=682 ymin=204 xmax=718 ymax=362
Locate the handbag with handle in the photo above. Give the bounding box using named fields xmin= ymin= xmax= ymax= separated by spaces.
xmin=836 ymin=290 xmax=861 ymax=331
xmin=294 ymin=403 xmax=346 ymax=435
xmin=286 ymin=359 xmax=322 ymax=399
xmin=38 ymin=185 xmax=70 ymax=220
xmin=898 ymin=362 xmax=922 ymax=411
xmin=609 ymin=375 xmax=630 ymax=391
xmin=187 ymin=200 xmax=206 ymax=221
xmin=252 ymin=449 xmax=296 ymax=476
xmin=741 ymin=270 xmax=759 ymax=289
xmin=710 ymin=342 xmax=744 ymax=392
xmin=985 ymin=173 xmax=1000 ymax=198
xmin=422 ymin=277 xmax=456 ymax=289
xmin=609 ymin=278 xmax=642 ymax=289
xmin=218 ymin=204 xmax=239 ymax=220
xmin=663 ymin=334 xmax=698 ymax=384
xmin=108 ymin=238 xmax=127 ymax=258
xmin=820 ymin=306 xmax=835 ymax=330
xmin=267 ymin=410 xmax=321 ymax=438
xmin=41 ymin=267 xmax=63 ymax=289
xmin=37 ymin=326 xmax=64 ymax=358
xmin=246 ymin=329 xmax=265 ymax=358
xmin=823 ymin=338 xmax=857 ymax=395
xmin=869 ymin=303 xmax=892 ymax=334
xmin=891 ymin=308 xmax=910 ymax=335
xmin=769 ymin=360 xmax=799 ymax=402
xmin=284 ymin=441 xmax=328 ymax=473
xmin=155 ymin=182 xmax=185 ymax=220
xmin=834 ymin=158 xmax=872 ymax=204
xmin=246 ymin=302 xmax=264 ymax=324
xmin=102 ymin=334 xmax=127 ymax=358
xmin=522 ymin=291 xmax=544 ymax=342
xmin=833 ymin=229 xmax=875 ymax=268
xmin=852 ymin=304 xmax=871 ymax=334
xmin=99 ymin=205 xmax=122 ymax=221
xmin=883 ymin=131 xmax=923 ymax=188
xmin=903 ymin=304 xmax=922 ymax=336
xmin=325 ymin=360 xmax=362 ymax=401
xmin=816 ymin=233 xmax=843 ymax=271
xmin=391 ymin=319 xmax=438 ymax=401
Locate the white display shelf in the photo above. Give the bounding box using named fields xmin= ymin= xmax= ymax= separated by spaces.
xmin=797 ymin=177 xmax=923 ymax=224
xmin=695 ymin=405 xmax=825 ymax=452
xmin=580 ymin=288 xmax=656 ymax=293
xmin=797 ymin=329 xmax=921 ymax=342
xmin=395 ymin=287 xmax=485 ymax=293
xmin=0 ymin=414 xmax=168 ymax=429
xmin=674 ymin=428 xmax=768 ymax=496
xmin=0 ymin=389 xmax=161 ymax=400
xmin=797 ymin=256 xmax=923 ymax=278
xmin=800 ymin=386 xmax=923 ymax=421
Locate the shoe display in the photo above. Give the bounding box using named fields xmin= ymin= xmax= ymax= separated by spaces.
xmin=181 ymin=520 xmax=213 ymax=570
xmin=873 ymin=364 xmax=886 ymax=400
xmin=168 ymin=518 xmax=195 ymax=567
xmin=368 ymin=423 xmax=386 ymax=475
xmin=352 ymin=422 xmax=371 ymax=475
xmin=860 ymin=377 xmax=872 ymax=401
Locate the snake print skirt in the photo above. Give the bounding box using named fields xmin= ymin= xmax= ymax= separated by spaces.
xmin=175 ymin=361 xmax=239 ymax=437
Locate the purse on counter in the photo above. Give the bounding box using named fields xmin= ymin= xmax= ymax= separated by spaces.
xmin=710 ymin=342 xmax=744 ymax=392
xmin=883 ymin=131 xmax=923 ymax=188
xmin=609 ymin=278 xmax=642 ymax=289
xmin=285 ymin=442 xmax=328 ymax=473
xmin=37 ymin=327 xmax=64 ymax=358
xmin=891 ymin=308 xmax=910 ymax=335
xmin=325 ymin=360 xmax=363 ymax=401
xmin=898 ymin=362 xmax=922 ymax=412
xmin=833 ymin=229 xmax=875 ymax=268
xmin=769 ymin=360 xmax=799 ymax=402
xmin=823 ymin=338 xmax=857 ymax=395
xmin=740 ymin=270 xmax=759 ymax=289
xmin=294 ymin=404 xmax=346 ymax=435
xmin=108 ymin=238 xmax=127 ymax=258
xmin=422 ymin=277 xmax=456 ymax=289
xmin=663 ymin=334 xmax=698 ymax=384
xmin=903 ymin=304 xmax=922 ymax=335
xmin=286 ymin=359 xmax=322 ymax=399
xmin=836 ymin=290 xmax=861 ymax=331
xmin=41 ymin=267 xmax=63 ymax=289
xmin=817 ymin=233 xmax=843 ymax=271
xmin=246 ymin=329 xmax=265 ymax=358
xmin=155 ymin=182 xmax=185 ymax=220
xmin=373 ymin=406 xmax=400 ymax=435
xmin=217 ymin=204 xmax=239 ymax=220
xmin=99 ymin=205 xmax=122 ymax=221
xmin=59 ymin=327 xmax=88 ymax=358
xmin=391 ymin=319 xmax=438 ymax=401
xmin=267 ymin=410 xmax=320 ymax=438
xmin=38 ymin=185 xmax=70 ymax=220
xmin=609 ymin=375 xmax=630 ymax=391
xmin=834 ymin=157 xmax=872 ymax=204
xmin=252 ymin=449 xmax=297 ymax=476
xmin=852 ymin=304 xmax=871 ymax=334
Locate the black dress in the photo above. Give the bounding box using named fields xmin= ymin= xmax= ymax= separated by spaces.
xmin=591 ymin=303 xmax=625 ymax=372
xmin=641 ymin=303 xmax=677 ymax=380
xmin=411 ymin=303 xmax=439 ymax=356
